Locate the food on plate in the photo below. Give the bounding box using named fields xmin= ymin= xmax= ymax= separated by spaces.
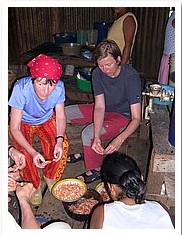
xmin=68 ymin=197 xmax=99 ymax=214
xmin=51 ymin=178 xmax=87 ymax=202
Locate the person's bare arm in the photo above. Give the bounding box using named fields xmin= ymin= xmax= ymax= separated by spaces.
xmin=20 ymin=200 xmax=40 ymax=229
xmin=104 ymin=103 xmax=141 ymax=154
xmin=53 ymin=103 xmax=67 ymax=161
xmin=9 ymin=108 xmax=37 ymax=156
xmin=55 ymin=103 xmax=67 ymax=137
xmin=91 ymin=94 xmax=105 ymax=155
xmin=9 ymin=107 xmax=46 ymax=168
xmin=122 ymin=15 xmax=137 ymax=64
xmin=16 ymin=183 xmax=40 ymax=229
xmin=89 ymin=204 xmax=104 ymax=229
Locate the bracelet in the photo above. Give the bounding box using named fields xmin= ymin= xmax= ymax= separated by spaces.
xmin=55 ymin=135 xmax=64 ymax=142
xmin=8 ymin=145 xmax=14 ymax=155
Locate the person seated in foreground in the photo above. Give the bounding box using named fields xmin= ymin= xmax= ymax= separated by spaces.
xmin=8 ymin=180 xmax=71 ymax=229
xmin=89 ymin=151 xmax=174 ymax=229
xmin=8 ymin=146 xmax=71 ymax=229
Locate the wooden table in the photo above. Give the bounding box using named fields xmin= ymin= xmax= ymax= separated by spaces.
xmin=146 ymin=105 xmax=175 ymax=209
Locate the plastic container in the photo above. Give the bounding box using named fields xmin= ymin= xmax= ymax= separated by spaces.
xmin=93 ymin=22 xmax=111 ymax=42
xmin=76 ymin=30 xmax=88 ymax=45
xmin=76 ymin=72 xmax=92 ymax=92
xmin=87 ymin=29 xmax=98 ymax=45
xmin=76 ymin=78 xmax=92 ymax=92
xmin=78 ymin=67 xmax=92 ymax=81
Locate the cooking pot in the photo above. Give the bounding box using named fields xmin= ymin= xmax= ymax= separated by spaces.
xmin=62 ymin=188 xmax=102 ymax=221
xmin=61 ymin=43 xmax=82 ymax=56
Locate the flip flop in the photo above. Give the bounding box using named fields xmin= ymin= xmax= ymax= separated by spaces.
xmin=67 ymin=153 xmax=84 ymax=163
xmin=76 ymin=169 xmax=101 ymax=184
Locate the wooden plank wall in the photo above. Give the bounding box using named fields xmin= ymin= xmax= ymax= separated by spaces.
xmin=8 ymin=7 xmax=170 ymax=81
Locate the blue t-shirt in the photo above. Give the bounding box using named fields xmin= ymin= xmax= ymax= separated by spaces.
xmin=92 ymin=64 xmax=141 ymax=119
xmin=8 ymin=76 xmax=65 ymax=125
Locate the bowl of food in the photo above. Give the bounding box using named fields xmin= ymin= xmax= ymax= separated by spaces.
xmin=62 ymin=188 xmax=103 ymax=221
xmin=51 ymin=178 xmax=87 ymax=202
xmin=95 ymin=182 xmax=110 ymax=202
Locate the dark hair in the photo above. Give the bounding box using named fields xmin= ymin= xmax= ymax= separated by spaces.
xmin=101 ymin=152 xmax=146 ymax=204
xmin=94 ymin=39 xmax=121 ymax=64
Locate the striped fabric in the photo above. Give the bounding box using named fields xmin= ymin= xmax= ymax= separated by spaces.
xmin=9 ymin=115 xmax=69 ymax=189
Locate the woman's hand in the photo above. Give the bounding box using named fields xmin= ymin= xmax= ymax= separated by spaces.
xmin=104 ymin=103 xmax=141 ymax=155
xmin=8 ymin=175 xmax=18 ymax=192
xmin=104 ymin=136 xmax=124 ymax=154
xmin=31 ymin=152 xmax=46 ymax=168
xmin=8 ymin=165 xmax=21 ymax=181
xmin=53 ymin=143 xmax=63 ymax=162
xmin=91 ymin=138 xmax=104 ymax=155
xmin=9 ymin=147 xmax=26 ymax=170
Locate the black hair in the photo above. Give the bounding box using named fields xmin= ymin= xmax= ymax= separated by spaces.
xmin=101 ymin=151 xmax=146 ymax=204
xmin=31 ymin=77 xmax=57 ymax=86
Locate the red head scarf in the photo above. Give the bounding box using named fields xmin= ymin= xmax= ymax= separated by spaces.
xmin=27 ymin=54 xmax=63 ymax=82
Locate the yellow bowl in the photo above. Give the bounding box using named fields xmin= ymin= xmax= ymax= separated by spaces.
xmin=95 ymin=182 xmax=104 ymax=192
xmin=51 ymin=178 xmax=87 ymax=202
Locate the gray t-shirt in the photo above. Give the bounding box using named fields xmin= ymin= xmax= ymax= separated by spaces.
xmin=92 ymin=64 xmax=141 ymax=119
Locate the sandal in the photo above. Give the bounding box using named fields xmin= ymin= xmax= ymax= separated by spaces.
xmin=76 ymin=169 xmax=101 ymax=184
xmin=67 ymin=153 xmax=84 ymax=163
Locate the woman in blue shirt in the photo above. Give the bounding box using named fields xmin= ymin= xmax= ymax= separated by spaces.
xmin=8 ymin=54 xmax=69 ymax=205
